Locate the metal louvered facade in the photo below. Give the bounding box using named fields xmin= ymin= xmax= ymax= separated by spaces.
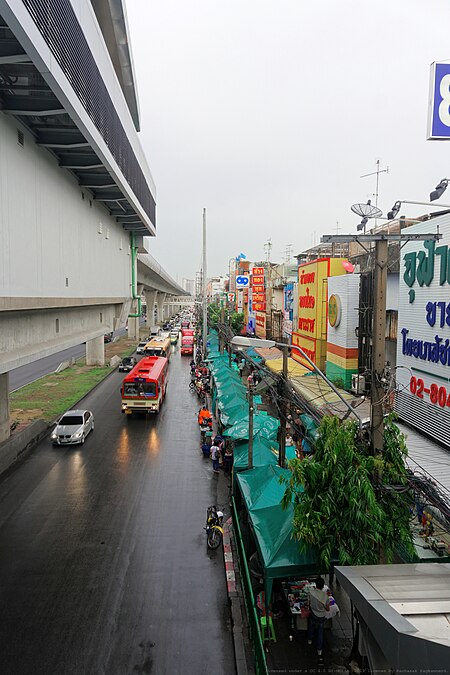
xmin=0 ymin=0 xmax=155 ymax=235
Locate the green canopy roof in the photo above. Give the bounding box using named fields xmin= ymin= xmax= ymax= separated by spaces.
xmin=233 ymin=437 xmax=297 ymax=470
xmin=223 ymin=414 xmax=280 ymax=440
xmin=236 ymin=465 xmax=318 ymax=602
xmin=219 ymin=402 xmax=248 ymax=427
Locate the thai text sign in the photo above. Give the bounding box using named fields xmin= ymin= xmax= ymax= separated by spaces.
xmin=255 ymin=311 xmax=266 ymax=338
xmin=296 ymin=260 xmax=328 ymax=340
xmin=396 ymin=217 xmax=450 ymax=446
xmin=428 ymin=61 xmax=450 ymax=140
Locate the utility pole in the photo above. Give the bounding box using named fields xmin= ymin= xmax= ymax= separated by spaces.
xmin=278 ymin=346 xmax=288 ymax=468
xmin=321 ymin=231 xmax=442 ymax=454
xmin=202 ymin=208 xmax=207 ymax=359
xmin=220 ymin=301 xmax=225 ymax=354
xmin=371 ymin=239 xmax=388 ymax=454
xmin=248 ymin=383 xmax=254 ymax=469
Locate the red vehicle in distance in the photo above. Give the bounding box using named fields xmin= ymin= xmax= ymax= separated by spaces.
xmin=120 ymin=356 xmax=168 ymax=415
xmin=181 ymin=328 xmax=194 ymax=356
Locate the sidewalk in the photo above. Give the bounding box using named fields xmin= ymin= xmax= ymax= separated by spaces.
xmin=264 ymin=579 xmax=353 ymax=673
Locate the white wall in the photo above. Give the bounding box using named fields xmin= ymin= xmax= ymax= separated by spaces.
xmin=0 ymin=113 xmax=131 ymax=299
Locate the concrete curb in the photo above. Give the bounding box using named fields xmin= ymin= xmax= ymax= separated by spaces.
xmin=223 ymin=517 xmax=250 ymax=675
xmin=0 ymin=419 xmax=50 ymax=478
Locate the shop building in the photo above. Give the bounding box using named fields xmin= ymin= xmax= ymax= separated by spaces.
xmin=292 ymin=257 xmax=349 ymax=371
xmin=396 ymin=213 xmax=450 ymax=447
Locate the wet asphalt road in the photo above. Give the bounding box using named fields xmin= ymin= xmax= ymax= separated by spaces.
xmin=0 ymin=348 xmax=235 ymax=675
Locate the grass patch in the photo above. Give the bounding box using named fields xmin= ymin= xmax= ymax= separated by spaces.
xmin=10 ymin=363 xmax=111 ymax=424
xmin=10 ymin=335 xmax=139 ymax=426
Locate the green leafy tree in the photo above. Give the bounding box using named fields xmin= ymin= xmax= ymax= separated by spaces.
xmin=230 ymin=312 xmax=245 ymax=335
xmin=208 ymin=302 xmax=221 ymax=328
xmin=281 ymin=415 xmax=414 ymax=570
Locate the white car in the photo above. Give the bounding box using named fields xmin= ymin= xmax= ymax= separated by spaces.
xmin=136 ymin=341 xmax=148 ymax=354
xmin=51 ymin=409 xmax=94 ymax=446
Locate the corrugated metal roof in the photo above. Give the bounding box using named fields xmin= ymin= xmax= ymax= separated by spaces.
xmin=397 ymin=422 xmax=450 ymax=498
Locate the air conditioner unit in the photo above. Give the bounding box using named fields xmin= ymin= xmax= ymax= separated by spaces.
xmin=351 ymin=374 xmax=365 ymax=395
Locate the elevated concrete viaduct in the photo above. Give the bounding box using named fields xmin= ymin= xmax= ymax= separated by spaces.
xmin=0 ymin=0 xmax=187 ymax=442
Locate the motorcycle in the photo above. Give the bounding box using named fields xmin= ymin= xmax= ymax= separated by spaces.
xmin=189 ymin=377 xmax=210 ymax=399
xmin=205 ymin=505 xmax=224 ymax=549
xmin=199 ymin=416 xmax=213 ymax=442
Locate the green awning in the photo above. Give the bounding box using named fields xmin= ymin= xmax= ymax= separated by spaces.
xmin=236 ymin=465 xmax=318 ymax=603
xmin=223 ymin=414 xmax=280 ymax=440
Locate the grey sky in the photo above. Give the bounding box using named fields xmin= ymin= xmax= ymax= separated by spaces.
xmin=127 ymin=0 xmax=450 ymax=281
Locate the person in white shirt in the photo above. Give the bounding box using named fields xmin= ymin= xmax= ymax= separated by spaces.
xmin=210 ymin=443 xmax=220 ymax=473
xmin=307 ymin=576 xmax=329 ymax=657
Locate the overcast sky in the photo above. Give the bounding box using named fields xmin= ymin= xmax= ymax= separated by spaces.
xmin=127 ymin=0 xmax=450 ymax=282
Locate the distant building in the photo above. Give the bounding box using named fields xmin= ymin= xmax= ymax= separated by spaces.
xmin=296 ymin=241 xmax=349 ymax=264
xmin=182 ymin=278 xmax=195 ymax=296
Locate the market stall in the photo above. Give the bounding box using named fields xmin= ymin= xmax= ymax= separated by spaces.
xmin=282 ymin=578 xmax=339 ymax=631
xmin=235 ymin=464 xmax=320 ymax=604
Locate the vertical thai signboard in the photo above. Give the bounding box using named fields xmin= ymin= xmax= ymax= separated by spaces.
xmin=252 ymin=266 xmax=266 ymax=337
xmin=292 ymin=258 xmax=347 ymax=370
xmin=396 ymin=215 xmax=450 ymax=447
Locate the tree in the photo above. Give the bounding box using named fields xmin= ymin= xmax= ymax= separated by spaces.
xmin=207 ymin=302 xmax=221 ymax=328
xmin=281 ymin=415 xmax=414 ymax=570
xmin=230 ymin=312 xmax=245 ymax=335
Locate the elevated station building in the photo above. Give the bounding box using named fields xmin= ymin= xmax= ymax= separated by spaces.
xmin=0 ymin=0 xmax=184 ymax=441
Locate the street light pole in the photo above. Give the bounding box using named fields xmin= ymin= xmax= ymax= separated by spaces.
xmin=232 ymin=337 xmax=362 ymax=426
xmin=248 ymin=383 xmax=254 ymax=469
xmin=202 ymin=208 xmax=207 ymax=359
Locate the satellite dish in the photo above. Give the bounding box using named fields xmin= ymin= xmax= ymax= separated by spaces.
xmin=351 ymin=200 xmax=383 ymax=219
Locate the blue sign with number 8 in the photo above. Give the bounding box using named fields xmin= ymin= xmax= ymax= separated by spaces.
xmin=428 ymin=62 xmax=450 ymax=139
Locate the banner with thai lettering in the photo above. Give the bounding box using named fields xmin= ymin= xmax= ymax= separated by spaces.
xmin=396 ymin=215 xmax=450 ymax=446
xmin=255 ymin=311 xmax=266 ymax=338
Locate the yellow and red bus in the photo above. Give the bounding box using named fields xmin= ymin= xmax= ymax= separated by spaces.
xmin=121 ymin=356 xmax=168 ymax=415
xmin=143 ymin=336 xmax=172 ymax=360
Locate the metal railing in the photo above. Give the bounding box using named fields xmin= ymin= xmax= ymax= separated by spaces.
xmin=231 ymin=496 xmax=268 ymax=675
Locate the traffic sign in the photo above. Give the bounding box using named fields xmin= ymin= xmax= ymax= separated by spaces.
xmin=428 ymin=61 xmax=450 ymax=139
xmin=235 ymin=275 xmax=249 ymax=288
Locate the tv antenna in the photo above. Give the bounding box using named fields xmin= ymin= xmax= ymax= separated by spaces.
xmin=284 ymin=244 xmax=293 ymax=263
xmin=264 ymin=239 xmax=272 ymax=261
xmin=360 ymin=159 xmax=389 ymax=210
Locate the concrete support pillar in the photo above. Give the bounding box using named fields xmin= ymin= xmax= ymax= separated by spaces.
xmin=127 ymin=316 xmax=140 ymax=341
xmin=144 ymin=290 xmax=158 ymax=326
xmin=0 ymin=372 xmax=10 ymax=443
xmin=156 ymin=293 xmax=166 ymax=324
xmin=86 ymin=335 xmax=105 ymax=366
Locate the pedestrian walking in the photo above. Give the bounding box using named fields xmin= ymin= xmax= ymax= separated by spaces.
xmin=210 ymin=442 xmax=221 ymax=474
xmin=307 ymin=576 xmax=330 ymax=657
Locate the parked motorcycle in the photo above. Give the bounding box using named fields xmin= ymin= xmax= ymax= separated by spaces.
xmin=205 ymin=505 xmax=224 ymax=549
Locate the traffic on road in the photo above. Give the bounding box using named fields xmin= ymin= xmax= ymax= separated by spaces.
xmin=0 ymin=310 xmax=235 ymax=675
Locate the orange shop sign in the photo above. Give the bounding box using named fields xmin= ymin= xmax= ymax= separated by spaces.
xmin=252 ymin=275 xmax=265 ymax=286
xmin=252 ymin=284 xmax=265 ymax=293
xmin=252 ymin=267 xmax=265 ymax=275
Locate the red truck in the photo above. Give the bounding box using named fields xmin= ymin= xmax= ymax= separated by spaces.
xmin=181 ymin=329 xmax=195 ymax=356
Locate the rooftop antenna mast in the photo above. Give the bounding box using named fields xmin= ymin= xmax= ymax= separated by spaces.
xmin=360 ymin=159 xmax=389 ymax=210
xmin=264 ymin=239 xmax=272 ymax=262
xmin=284 ymin=244 xmax=293 ymax=263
